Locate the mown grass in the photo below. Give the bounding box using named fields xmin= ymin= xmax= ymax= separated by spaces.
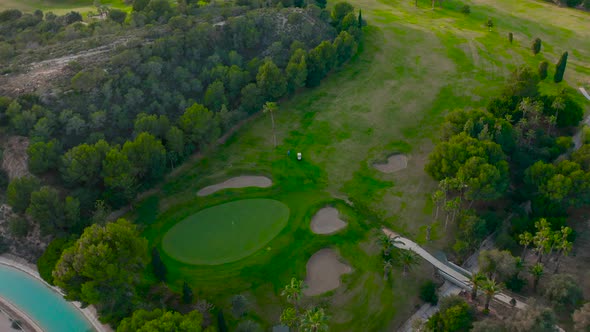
xmin=131 ymin=0 xmax=589 ymax=330
xmin=0 ymin=0 xmax=130 ymax=14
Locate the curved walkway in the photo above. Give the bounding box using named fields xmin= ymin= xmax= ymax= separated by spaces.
xmin=0 ymin=295 xmax=42 ymax=332
xmin=580 ymin=87 xmax=590 ymax=101
xmin=0 ymin=255 xmax=112 ymax=332
xmin=381 ymin=228 xmax=527 ymax=309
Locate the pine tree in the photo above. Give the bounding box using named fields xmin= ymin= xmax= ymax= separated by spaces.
xmin=151 ymin=247 xmax=167 ymax=282
xmin=358 ymin=9 xmax=363 ymax=28
xmin=554 ymin=51 xmax=568 ymax=83
xmin=182 ymin=281 xmax=193 ymax=304
xmin=538 ymin=61 xmax=548 ymax=80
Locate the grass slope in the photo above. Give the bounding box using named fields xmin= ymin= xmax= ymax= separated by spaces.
xmin=162 ymin=199 xmax=290 ymax=265
xmin=133 ymin=0 xmax=590 ymax=330
xmin=0 ymin=0 xmax=130 ymax=14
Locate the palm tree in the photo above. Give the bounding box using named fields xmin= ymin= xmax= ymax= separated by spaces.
xmin=470 ymin=272 xmax=486 ymax=300
xmin=396 ymin=250 xmax=420 ymax=277
xmin=443 ymin=198 xmax=460 ymax=231
xmin=529 ymin=263 xmax=544 ymax=293
xmin=553 ymin=226 xmax=573 ymax=273
xmin=482 ymin=278 xmax=501 ymax=311
xmin=263 ymin=101 xmax=278 ymax=147
xmin=432 ymin=190 xmax=445 ymax=221
xmin=533 ymin=219 xmax=552 ymax=263
xmin=300 ymin=307 xmax=329 ymax=332
xmin=281 ymin=278 xmax=305 ymax=310
xmin=551 ymin=96 xmax=565 ymax=124
xmin=383 ymin=259 xmax=393 ymax=281
xmin=519 ymin=231 xmax=534 ymax=260
xmin=280 ymin=307 xmax=298 ymax=329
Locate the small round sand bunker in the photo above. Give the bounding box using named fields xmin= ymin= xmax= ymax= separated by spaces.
xmin=373 ymin=154 xmax=408 ymax=173
xmin=303 ymin=249 xmax=352 ymax=296
xmin=310 ymin=207 xmax=347 ymax=235
xmin=197 ymin=176 xmax=272 ymax=196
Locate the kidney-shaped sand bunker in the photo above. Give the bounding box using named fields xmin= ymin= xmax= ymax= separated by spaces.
xmin=162 ymin=199 xmax=289 ymax=265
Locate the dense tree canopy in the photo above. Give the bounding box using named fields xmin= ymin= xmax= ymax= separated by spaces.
xmin=117 ymin=309 xmax=207 ymax=332
xmin=53 ymin=219 xmax=148 ymax=323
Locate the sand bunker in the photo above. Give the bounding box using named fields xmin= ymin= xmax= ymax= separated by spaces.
xmin=373 ymin=154 xmax=408 ymax=173
xmin=311 ymin=207 xmax=347 ymax=235
xmin=304 ymin=249 xmax=352 ymax=296
xmin=197 ymin=176 xmax=272 ymax=196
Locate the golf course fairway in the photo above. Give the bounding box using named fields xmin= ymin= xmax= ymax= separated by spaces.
xmin=162 ymin=199 xmax=290 ymax=265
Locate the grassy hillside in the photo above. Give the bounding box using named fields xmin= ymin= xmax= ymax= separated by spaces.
xmin=0 ymin=0 xmax=130 ymax=14
xmin=131 ymin=0 xmax=588 ymax=330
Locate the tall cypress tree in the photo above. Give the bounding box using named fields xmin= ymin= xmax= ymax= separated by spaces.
xmin=532 ymin=38 xmax=542 ymax=55
xmin=538 ymin=61 xmax=548 ymax=80
xmin=182 ymin=281 xmax=193 ymax=304
xmin=217 ymin=310 xmax=228 ymax=332
xmin=554 ymin=51 xmax=569 ymax=83
xmin=151 ymin=247 xmax=167 ymax=282
xmin=358 ymin=9 xmax=363 ymax=28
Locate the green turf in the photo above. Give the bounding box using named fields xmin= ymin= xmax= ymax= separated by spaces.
xmin=162 ymin=199 xmax=290 ymax=265
xmin=0 ymin=0 xmax=131 ymax=14
xmin=132 ymin=0 xmax=590 ymax=330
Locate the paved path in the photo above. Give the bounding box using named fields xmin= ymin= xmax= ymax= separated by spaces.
xmin=580 ymin=87 xmax=590 ymax=101
xmin=382 ymin=228 xmax=527 ymax=310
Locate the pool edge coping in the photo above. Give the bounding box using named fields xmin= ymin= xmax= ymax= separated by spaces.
xmin=0 ymin=255 xmax=112 ymax=332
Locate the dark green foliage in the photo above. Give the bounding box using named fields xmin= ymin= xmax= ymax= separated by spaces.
xmin=544 ymin=274 xmax=583 ymax=310
xmin=508 ymin=32 xmax=513 ymax=43
xmin=108 ymin=9 xmax=127 ymax=24
xmin=217 ymin=310 xmax=228 ymax=332
xmin=554 ymin=51 xmax=568 ymax=83
xmin=315 ymin=0 xmax=327 ymax=8
xmin=538 ymin=61 xmax=548 ymax=80
xmin=61 ymin=11 xmax=82 ymax=25
xmin=331 ymin=2 xmax=354 ymax=27
xmin=151 ymin=247 xmax=167 ymax=282
xmin=182 ymin=281 xmax=193 ymax=304
xmin=532 ymin=38 xmax=542 ymax=55
xmin=504 ymin=66 xmax=540 ymax=97
xmin=6 ymin=176 xmax=41 ymax=213
xmin=565 ymin=0 xmax=583 ymax=6
xmin=27 ymin=140 xmax=60 ymax=174
xmin=0 ymin=236 xmax=7 ymax=254
xmin=358 ymin=9 xmax=363 ymax=27
xmin=419 ymin=281 xmax=439 ymax=304
xmin=37 ymin=237 xmax=75 ymax=285
xmin=0 ymin=168 xmax=8 ymax=191
xmin=8 ymin=216 xmax=29 ymax=238
xmin=117 ymin=309 xmax=204 ymax=332
xmin=427 ymin=299 xmax=473 ymax=332
xmin=505 ymin=274 xmax=527 ymax=292
xmin=0 ymin=9 xmax=22 ymax=22
xmin=461 ymin=5 xmax=471 ymax=14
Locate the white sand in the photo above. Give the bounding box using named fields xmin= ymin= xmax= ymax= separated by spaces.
xmin=310 ymin=207 xmax=347 ymax=235
xmin=373 ymin=154 xmax=408 ymax=173
xmin=197 ymin=176 xmax=272 ymax=196
xmin=303 ymin=249 xmax=352 ymax=296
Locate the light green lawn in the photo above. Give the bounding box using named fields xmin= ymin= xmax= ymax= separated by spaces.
xmin=0 ymin=0 xmax=130 ymax=14
xmin=134 ymin=0 xmax=590 ymax=330
xmin=162 ymin=199 xmax=290 ymax=265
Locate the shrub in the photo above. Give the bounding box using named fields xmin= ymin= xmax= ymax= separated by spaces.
xmin=37 ymin=237 xmax=75 ymax=285
xmin=0 ymin=168 xmax=8 ymax=191
xmin=8 ymin=216 xmax=29 ymax=238
xmin=532 ymin=38 xmax=542 ymax=55
xmin=461 ymin=5 xmax=471 ymax=14
xmin=538 ymin=61 xmax=548 ymax=80
xmin=420 ymin=281 xmax=439 ymax=304
xmin=508 ymin=32 xmax=513 ymax=43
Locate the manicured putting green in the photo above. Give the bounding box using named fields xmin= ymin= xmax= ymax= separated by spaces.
xmin=162 ymin=199 xmax=290 ymax=265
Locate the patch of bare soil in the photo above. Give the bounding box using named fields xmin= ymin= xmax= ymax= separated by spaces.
xmin=373 ymin=154 xmax=408 ymax=173
xmin=303 ymin=249 xmax=352 ymax=296
xmin=197 ymin=176 xmax=272 ymax=196
xmin=310 ymin=207 xmax=347 ymax=235
xmin=1 ymin=136 xmax=30 ymax=180
xmin=0 ymin=205 xmax=47 ymax=262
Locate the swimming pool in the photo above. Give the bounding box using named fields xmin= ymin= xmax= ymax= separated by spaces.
xmin=0 ymin=264 xmax=94 ymax=332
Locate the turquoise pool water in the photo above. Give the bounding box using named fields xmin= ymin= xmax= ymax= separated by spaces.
xmin=0 ymin=264 xmax=94 ymax=332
